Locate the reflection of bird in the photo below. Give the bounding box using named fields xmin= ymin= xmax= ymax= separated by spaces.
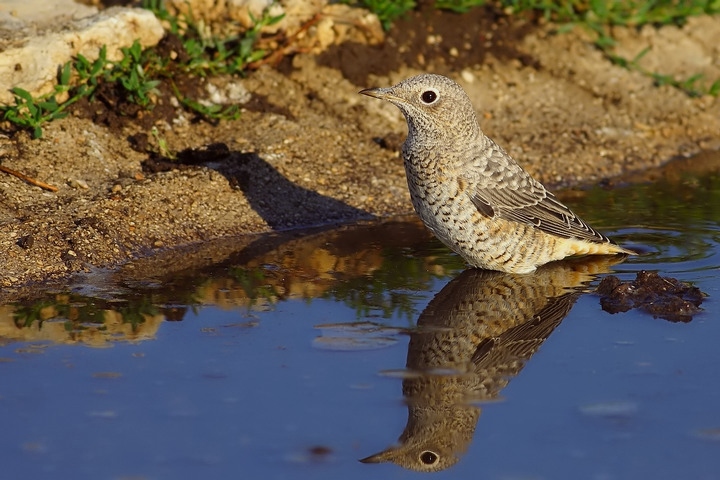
xmin=360 ymin=256 xmax=622 ymax=472
xmin=361 ymin=74 xmax=633 ymax=273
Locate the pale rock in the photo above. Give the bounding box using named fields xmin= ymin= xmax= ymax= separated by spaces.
xmin=0 ymin=5 xmax=164 ymax=105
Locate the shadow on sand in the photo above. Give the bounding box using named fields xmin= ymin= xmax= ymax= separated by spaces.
xmin=142 ymin=143 xmax=374 ymax=230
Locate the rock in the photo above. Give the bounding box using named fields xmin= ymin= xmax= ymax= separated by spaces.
xmin=164 ymin=0 xmax=317 ymax=32
xmin=163 ymin=0 xmax=382 ymax=52
xmin=0 ymin=5 xmax=164 ymax=105
xmin=0 ymin=0 xmax=97 ymax=34
xmin=597 ymin=270 xmax=705 ymax=322
xmin=312 ymin=3 xmax=384 ymax=51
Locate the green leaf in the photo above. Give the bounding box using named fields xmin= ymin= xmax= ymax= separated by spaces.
xmin=38 ymin=99 xmax=59 ymax=112
xmin=11 ymin=87 xmax=34 ymax=103
xmin=98 ymin=45 xmax=107 ymax=64
xmin=26 ymin=101 xmax=39 ymax=118
xmin=266 ymin=13 xmax=285 ymax=26
xmin=631 ymin=46 xmax=651 ymax=65
xmin=59 ymin=62 xmax=72 ymax=85
xmin=709 ymin=79 xmax=720 ymax=97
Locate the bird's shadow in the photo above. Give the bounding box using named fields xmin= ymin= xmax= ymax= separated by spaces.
xmin=141 ymin=142 xmax=374 ymax=230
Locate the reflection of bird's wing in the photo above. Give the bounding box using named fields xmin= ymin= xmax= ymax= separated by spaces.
xmin=471 ymin=291 xmax=579 ymax=369
xmin=465 ymin=143 xmax=611 ymax=243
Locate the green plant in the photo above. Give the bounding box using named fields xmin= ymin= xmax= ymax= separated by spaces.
xmin=1 ymin=40 xmax=163 ymax=138
xmin=709 ymin=79 xmax=720 ymax=96
xmin=435 ymin=0 xmax=486 ymax=13
xmin=3 ymin=88 xmax=64 ymax=140
xmin=606 ymin=45 xmax=719 ymax=97
xmin=73 ymin=47 xmax=108 ymax=98
xmin=2 ymin=63 xmax=80 ymax=139
xmin=143 ymin=0 xmax=284 ymax=76
xmin=340 ymin=0 xmax=416 ymax=29
xmin=150 ymin=126 xmax=176 ymax=159
xmin=504 ymin=0 xmax=720 ymax=96
xmin=173 ymin=85 xmax=241 ymax=122
xmin=1 ymin=2 xmax=285 ymax=139
xmin=109 ymin=40 xmax=163 ymax=107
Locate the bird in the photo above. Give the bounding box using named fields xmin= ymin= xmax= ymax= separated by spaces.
xmin=360 ymin=256 xmax=622 ymax=471
xmin=360 ymin=74 xmax=634 ymax=274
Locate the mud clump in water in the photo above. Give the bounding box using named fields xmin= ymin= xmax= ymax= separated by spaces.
xmin=597 ymin=271 xmax=705 ymax=322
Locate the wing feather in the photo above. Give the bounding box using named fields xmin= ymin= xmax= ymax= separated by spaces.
xmin=465 ymin=144 xmax=611 ymax=244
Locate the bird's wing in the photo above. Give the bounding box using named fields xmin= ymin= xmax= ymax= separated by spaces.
xmin=465 ymin=146 xmax=611 ymax=243
xmin=471 ymin=291 xmax=579 ymax=369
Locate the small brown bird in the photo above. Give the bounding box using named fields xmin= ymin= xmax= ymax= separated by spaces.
xmin=361 ymin=74 xmax=633 ymax=273
xmin=360 ymin=256 xmax=621 ymax=471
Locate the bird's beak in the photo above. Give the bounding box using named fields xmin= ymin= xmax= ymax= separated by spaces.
xmin=358 ymin=447 xmax=397 ymax=463
xmin=359 ymin=86 xmax=396 ymax=101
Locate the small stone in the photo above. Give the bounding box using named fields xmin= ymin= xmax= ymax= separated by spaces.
xmin=460 ymin=70 xmax=475 ymax=83
xmin=17 ymin=234 xmax=34 ymax=249
xmin=70 ymin=178 xmax=89 ymax=189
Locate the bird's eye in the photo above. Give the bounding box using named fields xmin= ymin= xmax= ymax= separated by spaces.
xmin=419 ymin=450 xmax=439 ymax=465
xmin=420 ymin=90 xmax=438 ymax=104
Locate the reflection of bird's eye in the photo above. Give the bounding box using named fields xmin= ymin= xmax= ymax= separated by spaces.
xmin=421 ymin=90 xmax=437 ymax=104
xmin=419 ymin=450 xmax=439 ymax=465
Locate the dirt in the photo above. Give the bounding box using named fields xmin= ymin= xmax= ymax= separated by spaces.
xmin=1 ymin=3 xmax=719 ymax=294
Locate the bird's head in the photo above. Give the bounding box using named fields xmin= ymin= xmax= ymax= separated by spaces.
xmin=360 ymin=74 xmax=480 ymax=145
xmin=359 ymin=443 xmax=460 ymax=472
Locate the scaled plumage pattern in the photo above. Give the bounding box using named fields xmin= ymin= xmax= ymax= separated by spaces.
xmin=361 ymin=74 xmax=633 ymax=273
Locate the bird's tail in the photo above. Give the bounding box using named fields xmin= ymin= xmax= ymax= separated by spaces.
xmin=564 ymin=238 xmax=636 ymax=257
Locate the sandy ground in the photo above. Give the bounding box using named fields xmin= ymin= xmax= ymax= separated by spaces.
xmin=0 ymin=5 xmax=719 ymax=294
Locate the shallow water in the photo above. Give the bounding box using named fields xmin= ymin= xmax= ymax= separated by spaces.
xmin=2 ymin=154 xmax=720 ymax=480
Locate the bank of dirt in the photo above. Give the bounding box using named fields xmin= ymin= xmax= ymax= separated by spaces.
xmin=1 ymin=3 xmax=719 ymax=293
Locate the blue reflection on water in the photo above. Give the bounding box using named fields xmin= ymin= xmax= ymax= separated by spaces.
xmin=2 ymin=164 xmax=720 ymax=480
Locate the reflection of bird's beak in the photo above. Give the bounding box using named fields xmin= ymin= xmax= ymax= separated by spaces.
xmin=359 ymin=87 xmax=398 ymax=102
xmin=358 ymin=447 xmax=396 ymax=463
